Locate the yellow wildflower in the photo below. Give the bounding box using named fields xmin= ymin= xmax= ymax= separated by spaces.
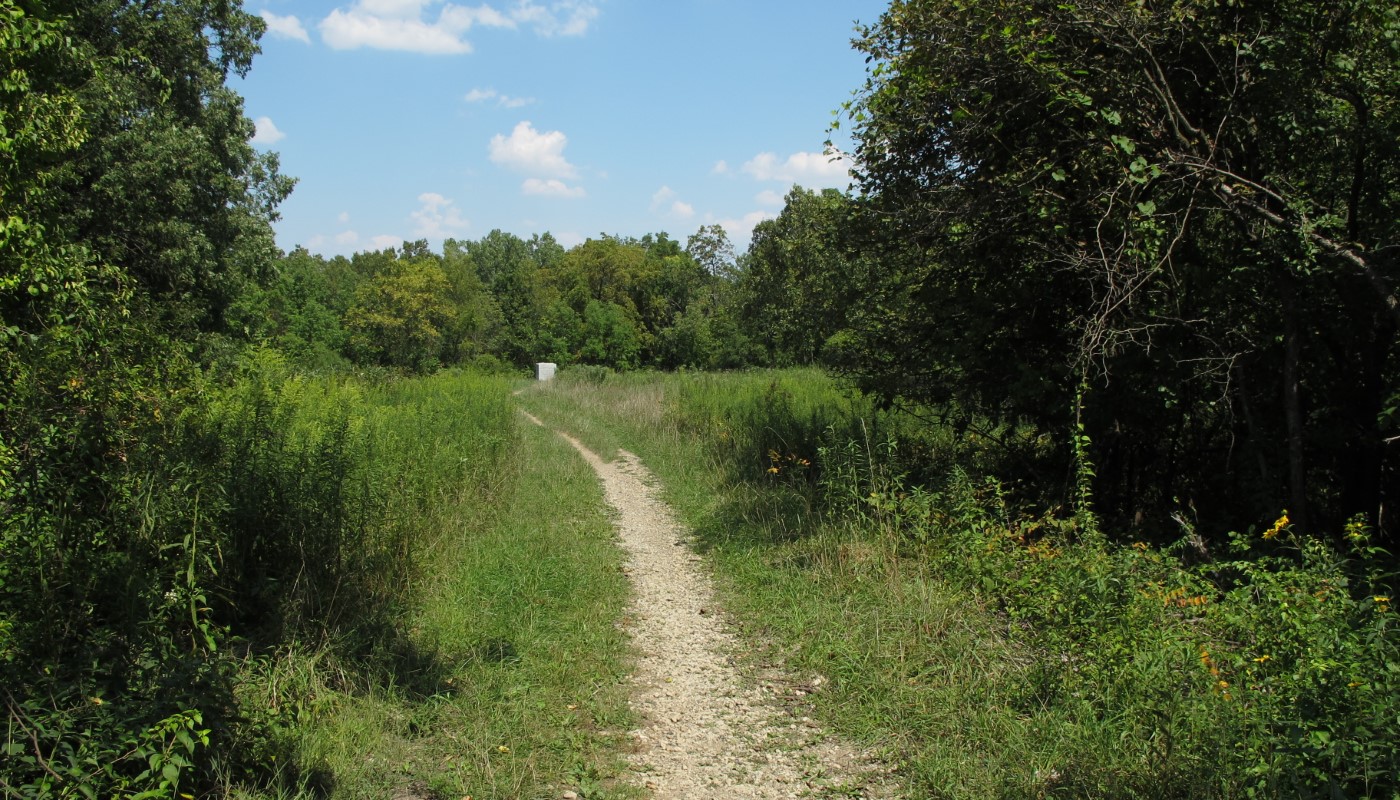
xmin=1345 ymin=517 xmax=1367 ymax=541
xmin=1252 ymin=654 xmax=1271 ymax=663
xmin=1262 ymin=511 xmax=1289 ymax=539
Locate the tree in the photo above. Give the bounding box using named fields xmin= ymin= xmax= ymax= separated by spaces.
xmin=35 ymin=0 xmax=294 ymax=328
xmin=466 ymin=229 xmax=563 ymax=365
xmin=344 ymin=259 xmax=456 ymax=372
xmin=555 ymin=237 xmax=655 ymax=358
xmin=687 ymin=224 xmax=739 ymax=281
xmin=739 ymin=187 xmax=861 ymax=366
xmin=842 ymin=0 xmax=1400 ymax=538
xmin=2 ymin=0 xmax=292 ymax=793
xmin=579 ymin=300 xmax=642 ymax=369
xmin=240 ymin=247 xmax=349 ymax=369
xmin=441 ymin=238 xmax=505 ymax=362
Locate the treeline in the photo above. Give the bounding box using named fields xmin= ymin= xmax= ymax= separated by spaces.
xmin=238 ymin=183 xmax=866 ymax=379
xmin=236 ymin=227 xmax=757 ymax=375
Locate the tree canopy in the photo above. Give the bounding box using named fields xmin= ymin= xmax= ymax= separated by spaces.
xmin=832 ymin=0 xmax=1400 ymax=540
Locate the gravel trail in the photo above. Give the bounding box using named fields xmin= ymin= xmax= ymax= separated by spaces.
xmin=521 ymin=411 xmax=896 ymax=799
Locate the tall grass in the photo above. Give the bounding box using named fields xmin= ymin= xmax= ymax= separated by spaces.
xmin=3 ymin=348 xmax=635 ymax=798
xmin=204 ymin=357 xmax=635 ymax=798
xmin=519 ymin=367 xmax=1400 ymax=799
xmin=194 ymin=353 xmax=516 ymax=650
xmin=238 ymin=418 xmax=636 ymax=799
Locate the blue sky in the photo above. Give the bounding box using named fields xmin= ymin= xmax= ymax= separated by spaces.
xmin=237 ymin=0 xmax=888 ymax=256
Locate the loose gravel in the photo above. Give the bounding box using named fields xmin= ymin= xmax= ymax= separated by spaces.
xmin=522 ymin=411 xmax=897 ymax=799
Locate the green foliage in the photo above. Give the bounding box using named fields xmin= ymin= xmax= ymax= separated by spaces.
xmin=257 ymin=227 xmax=755 ymax=375
xmin=579 ymin=300 xmax=642 ymax=369
xmin=1202 ymin=521 xmax=1400 ymax=794
xmin=739 ymin=187 xmax=862 ymax=367
xmin=36 ymin=0 xmax=294 ymax=327
xmin=345 ymin=258 xmax=457 ymax=373
xmin=524 ymin=371 xmax=1400 ymax=799
xmin=1 ymin=4 xmax=235 ymax=794
xmin=839 ymin=0 xmax=1400 ymax=543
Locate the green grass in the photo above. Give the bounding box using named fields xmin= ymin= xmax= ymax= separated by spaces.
xmin=222 ymin=372 xmax=637 ymax=799
xmin=516 ymin=368 xmax=1400 ymax=799
xmin=516 ymin=370 xmax=1051 ymax=795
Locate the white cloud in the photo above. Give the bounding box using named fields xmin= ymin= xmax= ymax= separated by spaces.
xmin=320 ymin=0 xmax=512 ymax=54
xmin=368 ymin=234 xmax=402 ymax=250
xmin=711 ymin=160 xmax=730 ymax=175
xmin=306 ymin=234 xmax=328 ymax=249
xmin=755 ymin=189 xmax=785 ymax=207
xmin=650 ymin=186 xmax=693 ymax=219
xmin=318 ymin=1 xmax=599 ymax=54
xmin=411 ymin=192 xmax=470 ymax=236
xmin=522 ymin=177 xmax=585 ymax=198
xmin=707 ymin=210 xmax=776 ymax=249
xmin=320 ymin=8 xmax=471 ymax=54
xmin=555 ymin=231 xmax=585 ymax=248
xmin=490 ymin=121 xmax=577 ymax=178
xmin=335 ymin=230 xmax=360 ymax=246
xmin=650 ymin=185 xmax=677 ymax=209
xmin=741 ymin=148 xmax=852 ymax=188
xmin=252 ymin=116 xmax=286 ymax=145
xmin=441 ymin=3 xmax=512 ymax=29
xmin=337 ymin=211 xmax=351 ymax=224
xmin=509 ymin=0 xmax=599 ymax=36
xmin=465 ymin=87 xmax=535 ymax=108
xmin=260 ymin=10 xmax=311 ymax=43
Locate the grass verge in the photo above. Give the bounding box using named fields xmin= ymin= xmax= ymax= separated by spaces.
xmin=230 ymin=383 xmax=635 ymax=799
xmin=517 ymin=368 xmax=1399 ymax=799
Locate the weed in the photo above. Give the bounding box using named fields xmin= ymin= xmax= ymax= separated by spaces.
xmin=519 ymin=369 xmax=1400 ymax=799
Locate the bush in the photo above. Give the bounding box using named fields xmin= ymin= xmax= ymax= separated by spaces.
xmin=639 ymin=370 xmax=1399 ymax=797
xmin=823 ymin=440 xmax=1400 ymax=796
xmin=1 ymin=347 xmax=517 ymax=796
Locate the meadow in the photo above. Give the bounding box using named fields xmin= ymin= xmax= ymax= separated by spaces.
xmin=2 ymin=353 xmax=634 ymax=800
xmin=8 ymin=359 xmax=1395 ymax=799
xmin=212 ymin=360 xmax=638 ymax=799
xmin=520 ymin=367 xmax=1400 ymax=799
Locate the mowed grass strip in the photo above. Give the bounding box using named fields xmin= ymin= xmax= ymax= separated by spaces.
xmin=271 ymin=402 xmax=636 ymax=800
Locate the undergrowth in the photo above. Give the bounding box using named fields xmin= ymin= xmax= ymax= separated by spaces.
xmin=3 ymin=351 xmax=632 ymax=798
xmin=520 ymin=367 xmax=1399 ymax=799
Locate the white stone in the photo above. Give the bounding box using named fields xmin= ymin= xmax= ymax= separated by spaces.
xmin=535 ymin=362 xmax=557 ymax=381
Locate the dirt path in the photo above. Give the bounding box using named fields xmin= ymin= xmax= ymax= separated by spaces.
xmin=521 ymin=411 xmax=896 ymax=799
